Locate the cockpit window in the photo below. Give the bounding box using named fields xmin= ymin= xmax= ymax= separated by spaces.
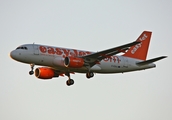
xmin=16 ymin=46 xmax=28 ymax=50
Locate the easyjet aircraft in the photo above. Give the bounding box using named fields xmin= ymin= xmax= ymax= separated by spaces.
xmin=10 ymin=31 xmax=167 ymax=86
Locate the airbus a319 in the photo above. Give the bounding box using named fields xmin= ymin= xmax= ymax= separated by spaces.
xmin=10 ymin=31 xmax=167 ymax=86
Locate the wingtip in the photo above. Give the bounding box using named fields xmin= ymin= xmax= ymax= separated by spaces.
xmin=161 ymin=56 xmax=168 ymax=59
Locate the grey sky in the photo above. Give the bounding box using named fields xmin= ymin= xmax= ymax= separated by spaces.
xmin=0 ymin=0 xmax=171 ymax=120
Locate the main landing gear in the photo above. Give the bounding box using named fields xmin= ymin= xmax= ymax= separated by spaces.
xmin=65 ymin=72 xmax=94 ymax=86
xmin=29 ymin=63 xmax=35 ymax=75
xmin=65 ymin=72 xmax=74 ymax=86
xmin=86 ymin=72 xmax=94 ymax=79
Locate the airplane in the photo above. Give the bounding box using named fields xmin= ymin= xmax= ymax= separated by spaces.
xmin=10 ymin=31 xmax=167 ymax=86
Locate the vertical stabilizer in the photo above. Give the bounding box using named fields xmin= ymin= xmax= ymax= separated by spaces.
xmin=123 ymin=31 xmax=152 ymax=60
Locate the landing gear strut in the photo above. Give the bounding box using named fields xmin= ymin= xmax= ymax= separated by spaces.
xmin=29 ymin=63 xmax=35 ymax=75
xmin=65 ymin=72 xmax=74 ymax=86
xmin=86 ymin=72 xmax=94 ymax=79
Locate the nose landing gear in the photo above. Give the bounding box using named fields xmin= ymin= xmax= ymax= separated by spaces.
xmin=65 ymin=72 xmax=74 ymax=86
xmin=29 ymin=63 xmax=35 ymax=75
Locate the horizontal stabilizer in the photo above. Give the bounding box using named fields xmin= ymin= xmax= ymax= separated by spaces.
xmin=136 ymin=56 xmax=167 ymax=66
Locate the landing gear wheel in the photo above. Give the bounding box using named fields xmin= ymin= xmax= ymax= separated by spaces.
xmin=29 ymin=71 xmax=34 ymax=75
xmin=86 ymin=73 xmax=90 ymax=78
xmin=66 ymin=79 xmax=74 ymax=86
xmin=86 ymin=72 xmax=94 ymax=79
xmin=89 ymin=72 xmax=94 ymax=77
xmin=65 ymin=72 xmax=75 ymax=86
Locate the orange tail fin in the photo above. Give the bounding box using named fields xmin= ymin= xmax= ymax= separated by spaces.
xmin=123 ymin=31 xmax=152 ymax=60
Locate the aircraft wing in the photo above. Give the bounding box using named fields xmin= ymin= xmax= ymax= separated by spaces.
xmin=82 ymin=41 xmax=140 ymax=67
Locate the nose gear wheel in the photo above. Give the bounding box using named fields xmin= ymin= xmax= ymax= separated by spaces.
xmin=65 ymin=72 xmax=74 ymax=86
xmin=66 ymin=79 xmax=74 ymax=86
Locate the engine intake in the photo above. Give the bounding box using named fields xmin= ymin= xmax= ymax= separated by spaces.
xmin=64 ymin=57 xmax=84 ymax=68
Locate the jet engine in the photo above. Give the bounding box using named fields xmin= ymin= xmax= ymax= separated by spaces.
xmin=35 ymin=67 xmax=55 ymax=79
xmin=64 ymin=56 xmax=84 ymax=68
xmin=53 ymin=57 xmax=64 ymax=67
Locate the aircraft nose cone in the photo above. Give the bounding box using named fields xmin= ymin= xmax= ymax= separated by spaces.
xmin=10 ymin=51 xmax=15 ymax=59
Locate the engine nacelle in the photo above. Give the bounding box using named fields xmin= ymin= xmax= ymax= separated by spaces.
xmin=64 ymin=57 xmax=84 ymax=68
xmin=53 ymin=57 xmax=64 ymax=67
xmin=35 ymin=67 xmax=55 ymax=79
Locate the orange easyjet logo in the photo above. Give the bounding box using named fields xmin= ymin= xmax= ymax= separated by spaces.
xmin=131 ymin=34 xmax=148 ymax=54
xmin=39 ymin=46 xmax=120 ymax=64
xmin=39 ymin=46 xmax=91 ymax=58
xmin=139 ymin=34 xmax=148 ymax=41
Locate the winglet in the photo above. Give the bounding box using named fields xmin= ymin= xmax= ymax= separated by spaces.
xmin=123 ymin=31 xmax=152 ymax=60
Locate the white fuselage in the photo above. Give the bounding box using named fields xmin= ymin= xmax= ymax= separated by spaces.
xmin=10 ymin=44 xmax=156 ymax=74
